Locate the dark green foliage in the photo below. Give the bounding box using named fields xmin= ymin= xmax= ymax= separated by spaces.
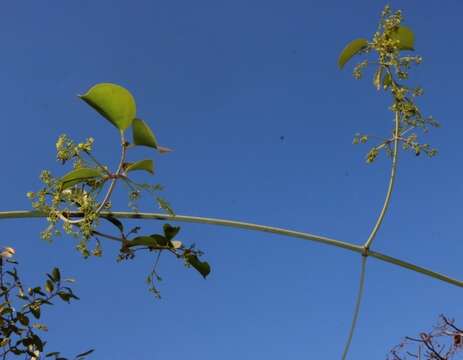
xmin=0 ymin=254 xmax=91 ymax=359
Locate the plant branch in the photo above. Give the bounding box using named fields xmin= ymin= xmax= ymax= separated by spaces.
xmin=1 ymin=210 xmax=462 ymax=288
xmin=93 ymin=130 xmax=127 ymax=214
xmin=341 ymin=255 xmax=367 ymax=360
xmin=56 ymin=131 xmax=127 ymax=225
xmin=364 ymin=110 xmax=400 ymax=251
xmin=342 ymin=112 xmax=400 ymax=359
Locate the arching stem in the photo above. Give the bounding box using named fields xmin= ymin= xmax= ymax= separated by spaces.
xmin=341 ymin=255 xmax=367 ymax=360
xmin=0 ymin=210 xmax=462 ymax=288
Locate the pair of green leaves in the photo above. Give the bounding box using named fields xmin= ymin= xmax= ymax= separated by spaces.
xmin=79 ymin=83 xmax=159 ymax=150
xmin=128 ymin=224 xmax=211 ymax=279
xmin=338 ymin=26 xmax=415 ymax=69
xmin=60 ymin=159 xmax=155 ymax=190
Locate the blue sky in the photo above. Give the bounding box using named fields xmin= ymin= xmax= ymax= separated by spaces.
xmin=1 ymin=1 xmax=463 ymax=359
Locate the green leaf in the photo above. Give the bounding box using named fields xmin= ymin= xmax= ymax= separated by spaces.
xmin=51 ymin=267 xmax=61 ymax=283
xmin=31 ymin=334 xmax=44 ymax=352
xmin=129 ymin=235 xmax=169 ymax=248
xmin=76 ymin=349 xmax=95 ymax=359
xmin=338 ymin=38 xmax=368 ymax=69
xmin=80 ymin=83 xmax=136 ymax=131
xmin=58 ymin=291 xmax=72 ymax=303
xmin=125 ymin=159 xmax=154 ymax=175
xmin=60 ymin=168 xmax=102 ymax=190
xmin=17 ymin=312 xmax=29 ymax=326
xmin=132 ymin=118 xmax=158 ymax=149
xmin=156 ymin=196 xmax=174 ymax=215
xmin=163 ymin=224 xmax=180 ymax=241
xmin=30 ymin=303 xmax=41 ymax=319
xmin=185 ymin=254 xmax=211 ymax=279
xmin=101 ymin=215 xmax=124 ymax=233
xmin=45 ymin=280 xmax=54 ymax=293
xmin=391 ymin=26 xmax=414 ymax=51
xmin=32 ymin=286 xmax=45 ymax=296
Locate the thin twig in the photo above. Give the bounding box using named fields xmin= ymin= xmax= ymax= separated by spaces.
xmin=364 ymin=110 xmax=400 ymax=250
xmin=56 ymin=130 xmax=127 ymax=225
xmin=341 ymin=255 xmax=368 ymax=360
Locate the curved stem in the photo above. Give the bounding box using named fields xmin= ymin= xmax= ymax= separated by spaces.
xmin=364 ymin=111 xmax=400 ymax=250
xmin=1 ymin=210 xmax=463 ymax=288
xmin=94 ymin=131 xmax=127 ymax=214
xmin=341 ymin=255 xmax=367 ymax=360
xmin=342 ymin=111 xmax=400 ymax=359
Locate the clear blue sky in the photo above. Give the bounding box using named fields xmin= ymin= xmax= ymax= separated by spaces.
xmin=1 ymin=1 xmax=462 ymax=359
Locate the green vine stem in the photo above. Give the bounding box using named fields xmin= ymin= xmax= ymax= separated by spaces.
xmin=1 ymin=210 xmax=462 ymax=288
xmin=341 ymin=111 xmax=401 ymax=358
xmin=55 ymin=131 xmax=127 ymax=225
xmin=341 ymin=255 xmax=367 ymax=360
xmin=364 ymin=111 xmax=400 ymax=251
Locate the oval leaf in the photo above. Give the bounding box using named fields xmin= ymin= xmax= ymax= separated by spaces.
xmin=60 ymin=168 xmax=102 ymax=190
xmin=45 ymin=280 xmax=54 ymax=293
xmin=129 ymin=235 xmax=169 ymax=248
xmin=338 ymin=38 xmax=368 ymax=69
xmin=132 ymin=118 xmax=158 ymax=149
xmin=80 ymin=83 xmax=136 ymax=131
xmin=51 ymin=267 xmax=61 ymax=283
xmin=185 ymin=254 xmax=211 ymax=279
xmin=163 ymin=223 xmax=180 ymax=241
xmin=125 ymin=159 xmax=154 ymax=175
xmin=391 ymin=26 xmax=414 ymax=51
xmin=101 ymin=215 xmax=124 ymax=233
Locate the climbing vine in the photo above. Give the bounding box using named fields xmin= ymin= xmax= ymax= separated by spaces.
xmin=0 ymin=5 xmax=459 ymax=359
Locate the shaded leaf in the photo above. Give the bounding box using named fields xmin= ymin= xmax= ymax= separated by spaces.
xmin=60 ymin=168 xmax=102 ymax=190
xmin=30 ymin=304 xmax=41 ymax=319
xmin=163 ymin=224 xmax=180 ymax=241
xmin=31 ymin=334 xmax=44 ymax=352
xmin=45 ymin=280 xmax=54 ymax=293
xmin=132 ymin=118 xmax=158 ymax=149
xmin=17 ymin=312 xmax=29 ymax=326
xmin=32 ymin=287 xmax=46 ymax=296
xmin=0 ymin=303 xmax=12 ymax=315
xmin=101 ymin=215 xmax=124 ymax=233
xmin=129 ymin=235 xmax=169 ymax=248
xmin=338 ymin=38 xmax=368 ymax=69
xmin=80 ymin=83 xmax=136 ymax=131
xmin=156 ymin=196 xmax=174 ymax=215
xmin=391 ymin=26 xmax=414 ymax=51
xmin=75 ymin=349 xmax=95 ymax=358
xmin=51 ymin=267 xmax=61 ymax=283
xmin=185 ymin=254 xmax=211 ymax=278
xmin=125 ymin=159 xmax=154 ymax=175
xmin=58 ymin=292 xmax=72 ymax=303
